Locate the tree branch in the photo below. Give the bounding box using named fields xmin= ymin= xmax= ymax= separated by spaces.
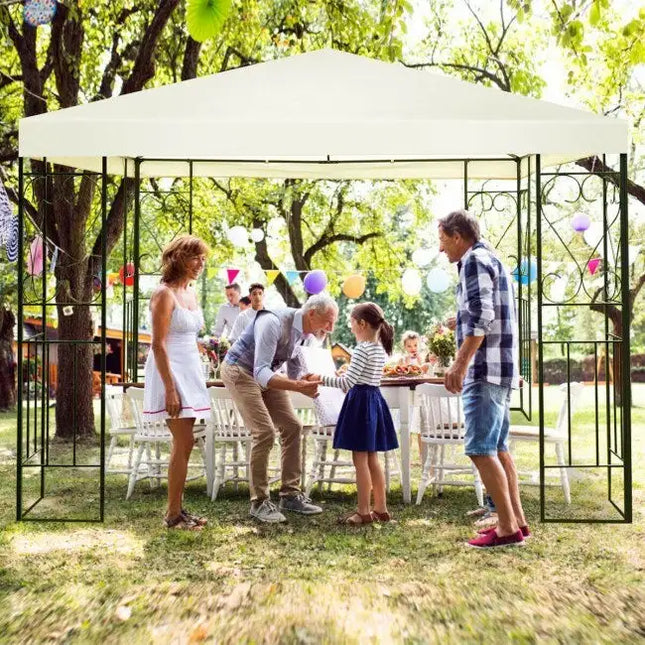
xmin=303 ymin=231 xmax=381 ymax=266
xmin=575 ymin=156 xmax=645 ymax=206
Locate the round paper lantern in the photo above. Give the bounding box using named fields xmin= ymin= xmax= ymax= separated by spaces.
xmin=186 ymin=0 xmax=232 ymax=42
xmin=227 ymin=225 xmax=248 ymax=248
xmin=303 ymin=269 xmax=327 ymax=295
xmin=512 ymin=258 xmax=537 ymax=285
xmin=571 ymin=213 xmax=591 ymax=232
xmin=250 ymin=228 xmax=265 ymax=243
xmin=92 ymin=276 xmax=102 ymax=293
xmin=426 ymin=267 xmax=451 ymax=293
xmin=411 ymin=248 xmax=433 ymax=267
xmin=24 ymin=0 xmax=57 ymax=27
xmin=583 ymin=222 xmax=603 ymax=249
xmin=401 ymin=268 xmax=422 ymax=296
xmin=119 ymin=262 xmax=135 ymax=287
xmin=342 ymin=274 xmax=366 ymax=299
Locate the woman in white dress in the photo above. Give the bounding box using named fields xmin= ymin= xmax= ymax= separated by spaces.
xmin=144 ymin=234 xmax=211 ymax=530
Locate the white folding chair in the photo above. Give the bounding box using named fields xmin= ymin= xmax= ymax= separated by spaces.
xmin=125 ymin=388 xmax=209 ymax=500
xmin=207 ymin=386 xmax=252 ymax=500
xmin=105 ymin=385 xmax=136 ymax=475
xmin=415 ymin=383 xmax=484 ymax=506
xmin=509 ymin=382 xmax=584 ymax=504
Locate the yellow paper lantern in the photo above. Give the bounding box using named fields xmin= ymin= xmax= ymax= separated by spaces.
xmin=342 ymin=274 xmax=366 ymax=299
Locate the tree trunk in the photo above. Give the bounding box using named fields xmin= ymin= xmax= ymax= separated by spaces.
xmin=0 ymin=308 xmax=16 ymax=411
xmin=55 ymin=304 xmax=95 ymax=439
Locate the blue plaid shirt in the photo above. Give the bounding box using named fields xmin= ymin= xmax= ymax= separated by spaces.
xmin=456 ymin=242 xmax=520 ymax=389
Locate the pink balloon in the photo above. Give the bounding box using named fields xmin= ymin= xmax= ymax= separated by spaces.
xmin=303 ymin=269 xmax=327 ymax=294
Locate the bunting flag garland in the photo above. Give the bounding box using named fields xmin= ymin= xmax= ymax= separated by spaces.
xmin=264 ymin=269 xmax=280 ymax=286
xmin=587 ymin=258 xmax=601 ymax=275
xmin=0 ymin=179 xmax=12 ymax=245
xmin=28 ymin=235 xmax=44 ymax=276
xmin=285 ymin=270 xmax=300 ymax=285
xmin=5 ymin=217 xmax=19 ymax=262
xmin=226 ymin=268 xmax=240 ymax=284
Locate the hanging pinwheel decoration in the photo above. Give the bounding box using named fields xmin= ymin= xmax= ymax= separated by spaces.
xmin=24 ymin=0 xmax=58 ymax=27
xmin=186 ymin=0 xmax=232 ymax=42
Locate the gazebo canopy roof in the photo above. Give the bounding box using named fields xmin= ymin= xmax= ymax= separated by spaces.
xmin=19 ymin=48 xmax=628 ymax=180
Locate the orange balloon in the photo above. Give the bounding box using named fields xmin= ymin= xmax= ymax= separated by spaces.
xmin=342 ymin=274 xmax=366 ymax=299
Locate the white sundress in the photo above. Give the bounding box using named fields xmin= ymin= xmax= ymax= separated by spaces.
xmin=143 ymin=295 xmax=211 ymax=421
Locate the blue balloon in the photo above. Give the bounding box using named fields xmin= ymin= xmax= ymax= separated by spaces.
xmin=512 ymin=258 xmax=537 ymax=285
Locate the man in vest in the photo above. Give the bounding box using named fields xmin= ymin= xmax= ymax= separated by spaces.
xmin=221 ymin=293 xmax=338 ymax=523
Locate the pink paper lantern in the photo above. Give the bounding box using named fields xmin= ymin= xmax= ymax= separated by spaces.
xmin=571 ymin=213 xmax=591 ymax=233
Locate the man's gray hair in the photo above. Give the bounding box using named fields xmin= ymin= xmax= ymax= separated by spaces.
xmin=302 ymin=293 xmax=338 ymax=315
xmin=438 ymin=209 xmax=481 ymax=243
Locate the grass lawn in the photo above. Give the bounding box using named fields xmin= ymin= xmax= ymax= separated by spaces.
xmin=0 ymin=384 xmax=643 ymax=643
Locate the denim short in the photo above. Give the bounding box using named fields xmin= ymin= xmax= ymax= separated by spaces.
xmin=462 ymin=381 xmax=512 ymax=456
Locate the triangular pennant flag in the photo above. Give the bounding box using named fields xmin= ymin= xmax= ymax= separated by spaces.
xmin=285 ymin=270 xmax=300 ymax=285
xmin=226 ymin=268 xmax=240 ymax=284
xmin=265 ymin=269 xmax=280 ymax=286
xmin=588 ymin=258 xmax=601 ymax=275
xmin=49 ymin=246 xmax=58 ymax=273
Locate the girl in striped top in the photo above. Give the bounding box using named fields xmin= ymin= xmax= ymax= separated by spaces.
xmin=315 ymin=302 xmax=398 ymax=525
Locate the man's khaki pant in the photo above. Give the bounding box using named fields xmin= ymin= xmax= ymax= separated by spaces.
xmin=221 ymin=362 xmax=302 ymax=501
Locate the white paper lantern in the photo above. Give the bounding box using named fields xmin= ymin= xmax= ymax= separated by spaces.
xmin=227 ymin=225 xmax=248 ymax=248
xmin=411 ymin=248 xmax=434 ymax=267
xmin=401 ymin=268 xmax=422 ymax=296
xmin=250 ymin=228 xmax=265 ymax=242
xmin=628 ymin=245 xmax=641 ymax=265
xmin=426 ymin=267 xmax=451 ymax=293
xmin=549 ymin=275 xmax=568 ymax=302
xmin=583 ymin=222 xmax=603 ymax=250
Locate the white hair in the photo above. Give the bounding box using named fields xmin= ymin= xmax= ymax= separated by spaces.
xmin=301 ymin=293 xmax=338 ymax=315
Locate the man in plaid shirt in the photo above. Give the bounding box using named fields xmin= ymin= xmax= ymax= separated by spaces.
xmin=438 ymin=210 xmax=528 ymax=549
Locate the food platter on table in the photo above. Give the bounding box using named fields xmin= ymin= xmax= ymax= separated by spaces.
xmin=383 ymin=363 xmax=423 ymax=377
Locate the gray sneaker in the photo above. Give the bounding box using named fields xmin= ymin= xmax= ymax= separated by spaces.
xmin=279 ymin=493 xmax=323 ymax=515
xmin=250 ymin=499 xmax=286 ymax=523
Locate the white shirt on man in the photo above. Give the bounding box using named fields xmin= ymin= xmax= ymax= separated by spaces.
xmin=213 ymin=302 xmax=240 ymax=338
xmin=229 ymin=307 xmax=259 ymax=342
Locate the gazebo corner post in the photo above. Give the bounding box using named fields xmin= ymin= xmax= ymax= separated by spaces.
xmin=527 ymin=155 xmax=533 ymax=420
xmin=16 ymin=156 xmax=24 ymax=521
xmin=122 ymin=159 xmax=129 ymax=383
xmin=535 ymin=154 xmax=546 ymax=523
xmin=133 ymin=158 xmax=142 ymax=384
xmin=40 ymin=158 xmax=48 ymax=499
xmin=619 ymin=152 xmax=632 ymax=522
xmin=189 ymin=160 xmax=194 ymax=235
xmin=515 ymin=157 xmax=526 ymax=418
xmin=463 ymin=160 xmax=469 ymax=209
xmin=100 ymin=156 xmax=108 ymax=521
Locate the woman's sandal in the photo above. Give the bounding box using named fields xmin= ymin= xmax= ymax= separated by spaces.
xmin=163 ymin=514 xmax=203 ymax=531
xmin=371 ymin=510 xmax=393 ymax=523
xmin=181 ymin=508 xmax=208 ymax=526
xmin=338 ymin=511 xmax=374 ymax=526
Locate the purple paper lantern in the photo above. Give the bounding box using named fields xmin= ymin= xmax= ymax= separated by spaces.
xmin=571 ymin=213 xmax=591 ymax=233
xmin=303 ymin=269 xmax=327 ymax=294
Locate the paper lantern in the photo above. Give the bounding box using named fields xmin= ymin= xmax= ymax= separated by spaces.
xmin=583 ymin=222 xmax=603 ymax=249
xmin=401 ymin=268 xmax=422 ymax=296
xmin=512 ymin=258 xmax=537 ymax=285
xmin=186 ymin=0 xmax=232 ymax=42
xmin=303 ymin=269 xmax=327 ymax=295
xmin=92 ymin=276 xmax=102 ymax=293
xmin=5 ymin=217 xmax=18 ymax=262
xmin=250 ymin=228 xmax=265 ymax=243
xmin=426 ymin=267 xmax=451 ymax=293
xmin=571 ymin=213 xmax=591 ymax=232
xmin=342 ymin=274 xmax=366 ymax=299
xmin=24 ymin=0 xmax=57 ymax=27
xmin=411 ymin=248 xmax=433 ymax=267
xmin=227 ymin=225 xmax=248 ymax=248
xmin=119 ymin=262 xmax=135 ymax=287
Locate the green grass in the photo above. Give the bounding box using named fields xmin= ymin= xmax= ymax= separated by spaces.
xmin=0 ymin=385 xmax=644 ymax=644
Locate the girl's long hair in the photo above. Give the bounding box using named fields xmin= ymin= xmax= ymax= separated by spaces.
xmin=351 ymin=302 xmax=394 ymax=355
xmin=161 ymin=234 xmax=209 ymax=284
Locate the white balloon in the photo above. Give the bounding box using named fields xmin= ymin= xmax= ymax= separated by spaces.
xmin=628 ymin=245 xmax=641 ymax=265
xmin=250 ymin=228 xmax=265 ymax=243
xmin=583 ymin=222 xmax=603 ymax=250
xmin=550 ymin=275 xmax=568 ymax=302
xmin=227 ymin=225 xmax=248 ymax=248
xmin=426 ymin=267 xmax=451 ymax=293
xmin=411 ymin=248 xmax=434 ymax=267
xmin=401 ymin=268 xmax=422 ymax=296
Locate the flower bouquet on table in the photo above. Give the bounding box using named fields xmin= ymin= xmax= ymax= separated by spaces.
xmin=198 ymin=335 xmax=230 ymax=378
xmin=426 ymin=323 xmax=456 ymax=371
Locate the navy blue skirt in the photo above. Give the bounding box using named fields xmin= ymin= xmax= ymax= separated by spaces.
xmin=333 ymin=384 xmax=399 ymax=452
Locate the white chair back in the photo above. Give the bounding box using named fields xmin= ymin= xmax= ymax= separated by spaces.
xmin=125 ymin=387 xmax=170 ymax=439
xmin=554 ymin=382 xmax=585 ymax=436
xmin=415 ymin=383 xmax=464 ymax=440
xmin=105 ymin=385 xmax=128 ymax=432
xmin=208 ymin=387 xmax=248 ymax=439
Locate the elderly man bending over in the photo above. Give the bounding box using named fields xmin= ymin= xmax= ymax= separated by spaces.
xmin=221 ymin=293 xmax=338 ymax=523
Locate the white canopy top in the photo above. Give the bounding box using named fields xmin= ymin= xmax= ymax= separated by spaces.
xmin=19 ymin=48 xmax=628 ymax=180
